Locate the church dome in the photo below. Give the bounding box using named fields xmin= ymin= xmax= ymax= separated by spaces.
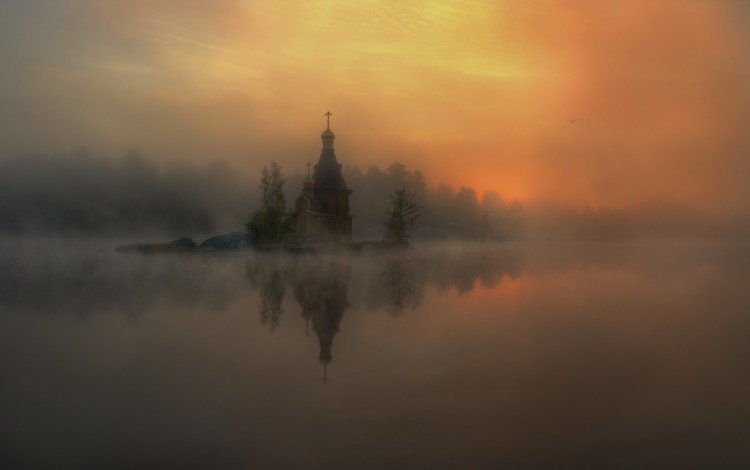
xmin=321 ymin=128 xmax=335 ymax=140
xmin=303 ymin=177 xmax=315 ymax=187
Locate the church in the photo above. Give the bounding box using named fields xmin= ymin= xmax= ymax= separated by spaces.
xmin=288 ymin=112 xmax=353 ymax=243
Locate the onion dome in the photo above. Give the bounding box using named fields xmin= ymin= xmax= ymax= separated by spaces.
xmin=321 ymin=128 xmax=335 ymax=140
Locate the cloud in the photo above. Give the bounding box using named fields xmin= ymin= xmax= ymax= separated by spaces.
xmin=0 ymin=0 xmax=748 ymax=218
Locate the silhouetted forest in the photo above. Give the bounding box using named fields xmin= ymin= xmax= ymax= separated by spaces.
xmin=0 ymin=151 xmax=526 ymax=239
xmin=1 ymin=150 xmax=742 ymax=240
xmin=0 ymin=150 xmax=255 ymax=235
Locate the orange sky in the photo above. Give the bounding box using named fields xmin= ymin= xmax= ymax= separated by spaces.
xmin=1 ymin=0 xmax=749 ymax=212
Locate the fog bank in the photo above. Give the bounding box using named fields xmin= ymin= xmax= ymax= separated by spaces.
xmin=1 ymin=151 xmax=747 ymax=241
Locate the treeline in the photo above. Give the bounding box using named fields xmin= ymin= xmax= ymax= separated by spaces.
xmin=2 ymin=150 xmax=734 ymax=240
xmin=0 ymin=149 xmax=255 ymax=235
xmin=0 ymin=150 xmax=525 ymax=239
xmin=288 ymin=162 xmax=526 ymax=240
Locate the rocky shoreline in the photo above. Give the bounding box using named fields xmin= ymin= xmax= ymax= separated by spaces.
xmin=115 ymin=231 xmax=249 ymax=253
xmin=116 ymin=231 xmax=390 ymax=253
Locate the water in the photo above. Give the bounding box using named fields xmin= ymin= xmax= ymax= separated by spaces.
xmin=1 ymin=240 xmax=749 ymax=468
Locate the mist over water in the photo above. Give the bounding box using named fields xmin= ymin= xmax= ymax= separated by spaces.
xmin=3 ymin=1 xmax=750 ymax=467
xmin=2 ymin=239 xmax=749 ymax=468
xmin=4 ymin=151 xmax=746 ymax=241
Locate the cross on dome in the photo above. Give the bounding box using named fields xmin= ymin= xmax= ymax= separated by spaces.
xmin=325 ymin=110 xmax=332 ymax=129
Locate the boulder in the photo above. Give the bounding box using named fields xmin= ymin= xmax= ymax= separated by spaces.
xmin=168 ymin=236 xmax=197 ymax=249
xmin=199 ymin=231 xmax=248 ymax=251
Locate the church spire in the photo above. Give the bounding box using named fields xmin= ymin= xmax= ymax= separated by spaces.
xmin=315 ymin=110 xmax=347 ymax=190
xmin=321 ymin=111 xmax=335 ymax=150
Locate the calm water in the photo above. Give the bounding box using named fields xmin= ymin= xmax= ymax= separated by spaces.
xmin=1 ymin=240 xmax=749 ymax=468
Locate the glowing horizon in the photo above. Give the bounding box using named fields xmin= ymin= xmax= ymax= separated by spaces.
xmin=1 ymin=0 xmax=749 ymax=213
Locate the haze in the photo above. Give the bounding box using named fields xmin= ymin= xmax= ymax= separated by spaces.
xmin=1 ymin=0 xmax=749 ymax=233
xmin=3 ymin=4 xmax=750 ymax=466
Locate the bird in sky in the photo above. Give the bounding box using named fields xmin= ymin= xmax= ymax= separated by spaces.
xmin=569 ymin=119 xmax=577 ymax=123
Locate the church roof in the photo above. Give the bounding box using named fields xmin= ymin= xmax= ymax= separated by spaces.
xmin=313 ymin=115 xmax=348 ymax=190
xmin=313 ymin=148 xmax=348 ymax=189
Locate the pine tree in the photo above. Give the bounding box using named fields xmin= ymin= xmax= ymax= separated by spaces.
xmin=246 ymin=162 xmax=289 ymax=246
xmin=384 ymin=187 xmax=421 ymax=247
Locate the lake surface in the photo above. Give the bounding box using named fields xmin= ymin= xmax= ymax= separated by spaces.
xmin=1 ymin=240 xmax=749 ymax=468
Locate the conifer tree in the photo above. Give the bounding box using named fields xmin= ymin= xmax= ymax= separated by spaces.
xmin=384 ymin=187 xmax=421 ymax=246
xmin=246 ymin=162 xmax=289 ymax=245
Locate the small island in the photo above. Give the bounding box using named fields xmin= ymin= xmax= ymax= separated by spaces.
xmin=118 ymin=112 xmax=420 ymax=253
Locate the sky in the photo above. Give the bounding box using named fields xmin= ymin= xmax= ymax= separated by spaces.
xmin=1 ymin=0 xmax=749 ymax=214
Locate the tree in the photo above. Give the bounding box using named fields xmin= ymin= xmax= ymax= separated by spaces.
xmin=245 ymin=162 xmax=289 ymax=246
xmin=384 ymin=187 xmax=421 ymax=246
xmin=478 ymin=210 xmax=493 ymax=239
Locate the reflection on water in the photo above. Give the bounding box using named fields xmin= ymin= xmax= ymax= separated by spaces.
xmin=1 ymin=240 xmax=749 ymax=468
xmin=247 ymin=256 xmax=352 ymax=382
xmin=245 ymin=250 xmax=521 ymax=382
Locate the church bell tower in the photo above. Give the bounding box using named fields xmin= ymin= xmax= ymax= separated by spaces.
xmin=311 ymin=111 xmax=353 ymax=238
xmin=288 ymin=112 xmax=354 ymax=242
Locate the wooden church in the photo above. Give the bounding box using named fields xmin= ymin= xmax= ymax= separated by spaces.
xmin=288 ymin=112 xmax=353 ymax=243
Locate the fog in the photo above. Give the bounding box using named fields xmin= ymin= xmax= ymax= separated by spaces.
xmin=3 ymin=237 xmax=745 ymax=322
xmin=2 ymin=2 xmax=750 ymax=467
xmin=526 ymin=200 xmax=750 ymax=242
xmin=0 ymin=239 xmax=522 ymax=319
xmin=3 ymin=150 xmax=746 ymax=241
xmin=0 ymin=149 xmax=255 ymax=237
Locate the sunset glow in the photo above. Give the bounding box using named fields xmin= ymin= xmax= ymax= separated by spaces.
xmin=3 ymin=3 xmax=750 ymax=465
xmin=2 ymin=0 xmax=749 ymax=212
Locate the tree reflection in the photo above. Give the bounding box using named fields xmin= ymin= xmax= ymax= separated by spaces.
xmin=245 ymin=247 xmax=523 ymax=380
xmin=381 ymin=257 xmax=424 ymax=314
xmin=246 ymin=259 xmax=286 ymax=332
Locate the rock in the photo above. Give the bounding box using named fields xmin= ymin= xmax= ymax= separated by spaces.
xmin=168 ymin=236 xmax=196 ymax=249
xmin=199 ymin=231 xmax=248 ymax=251
xmin=117 ymin=233 xmax=252 ymax=253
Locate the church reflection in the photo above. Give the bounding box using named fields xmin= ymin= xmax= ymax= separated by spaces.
xmin=291 ymin=259 xmax=350 ymax=383
xmin=246 ymin=249 xmax=523 ymax=382
xmin=247 ymin=256 xmax=351 ymax=382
